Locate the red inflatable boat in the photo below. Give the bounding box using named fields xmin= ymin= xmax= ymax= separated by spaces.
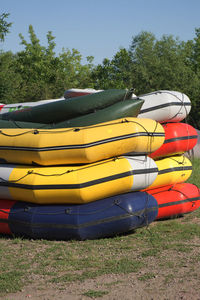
xmin=147 ymin=183 xmax=200 ymax=220
xmin=150 ymin=122 xmax=198 ymax=159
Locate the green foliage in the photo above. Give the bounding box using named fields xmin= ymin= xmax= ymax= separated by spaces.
xmin=92 ymin=30 xmax=200 ymax=128
xmin=0 ymin=24 xmax=94 ymax=103
xmin=129 ymin=31 xmax=159 ymax=93
xmin=16 ymin=25 xmax=61 ymax=100
xmin=92 ymin=48 xmax=133 ymax=89
xmin=192 ymin=28 xmax=200 ymax=73
xmin=0 ymin=51 xmax=22 ymax=103
xmin=0 ymin=13 xmax=12 ymax=42
xmin=0 ymin=18 xmax=200 ymax=127
xmin=14 ymin=25 xmax=94 ymax=101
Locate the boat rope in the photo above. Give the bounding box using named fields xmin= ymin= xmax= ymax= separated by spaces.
xmin=139 ymin=91 xmax=191 ymax=121
xmin=0 ymin=118 xmax=164 ymax=137
xmin=0 ymin=201 xmax=117 ymax=215
xmin=0 ymin=155 xmax=158 ymax=184
xmin=161 ymin=91 xmax=189 ymax=122
xmin=168 ymin=155 xmax=188 ymax=165
xmin=148 ymin=185 xmax=200 ymax=205
xmin=0 ymin=206 xmax=158 ymax=230
xmin=0 ymin=131 xmax=165 ymax=152
xmin=0 ymin=195 xmax=158 ymax=220
xmin=0 ymin=167 xmax=158 ymax=189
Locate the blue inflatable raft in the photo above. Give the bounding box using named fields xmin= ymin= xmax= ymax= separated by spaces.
xmin=0 ymin=192 xmax=158 ymax=240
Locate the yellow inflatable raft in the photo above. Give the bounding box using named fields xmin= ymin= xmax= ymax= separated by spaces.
xmin=0 ymin=118 xmax=164 ymax=166
xmin=144 ymin=155 xmax=192 ymax=191
xmin=0 ymin=156 xmax=158 ymax=204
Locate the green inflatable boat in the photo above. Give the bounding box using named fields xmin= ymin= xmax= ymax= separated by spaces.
xmin=0 ymin=98 xmax=144 ymax=129
xmin=0 ymin=89 xmax=133 ymax=124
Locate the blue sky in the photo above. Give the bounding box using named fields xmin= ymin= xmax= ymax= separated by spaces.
xmin=1 ymin=0 xmax=200 ymax=65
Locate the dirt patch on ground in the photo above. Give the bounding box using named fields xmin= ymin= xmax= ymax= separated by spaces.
xmin=1 ymin=213 xmax=200 ymax=300
xmin=2 ymin=242 xmax=200 ymax=300
xmin=2 ymin=271 xmax=200 ymax=300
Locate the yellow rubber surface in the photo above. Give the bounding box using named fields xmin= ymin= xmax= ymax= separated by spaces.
xmin=0 ymin=118 xmax=165 ymax=165
xmin=0 ymin=156 xmax=158 ymax=204
xmin=144 ymin=155 xmax=192 ymax=191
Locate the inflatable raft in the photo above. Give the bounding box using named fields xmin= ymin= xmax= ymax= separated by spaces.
xmin=136 ymin=90 xmax=191 ymax=123
xmin=144 ymin=155 xmax=192 ymax=191
xmin=0 ymin=191 xmax=158 ymax=240
xmin=0 ymin=89 xmax=133 ymax=124
xmin=64 ymin=88 xmax=103 ymax=99
xmin=64 ymin=88 xmax=137 ymax=99
xmin=0 ymin=156 xmax=158 ymax=204
xmin=63 ymin=89 xmax=191 ymax=123
xmin=0 ymin=118 xmax=165 ymax=166
xmin=150 ymin=123 xmax=198 ymax=159
xmin=0 ymin=98 xmax=65 ymax=114
xmin=53 ymin=98 xmax=144 ymax=128
xmin=0 ymin=98 xmax=144 ymax=129
xmin=147 ymin=183 xmax=200 ymax=219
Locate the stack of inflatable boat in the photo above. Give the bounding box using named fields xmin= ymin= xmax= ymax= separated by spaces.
xmin=0 ymin=89 xmax=199 ymax=240
xmin=64 ymin=89 xmax=200 ymax=221
xmin=135 ymin=90 xmax=200 ymax=220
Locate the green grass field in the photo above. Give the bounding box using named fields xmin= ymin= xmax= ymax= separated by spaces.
xmin=0 ymin=158 xmax=199 ymax=298
xmin=186 ymin=158 xmax=200 ymax=186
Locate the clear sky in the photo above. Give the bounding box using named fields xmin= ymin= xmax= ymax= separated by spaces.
xmin=1 ymin=0 xmax=200 ymax=65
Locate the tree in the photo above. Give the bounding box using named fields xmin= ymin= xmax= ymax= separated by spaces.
xmin=0 ymin=13 xmax=12 ymax=42
xmin=192 ymin=28 xmax=200 ymax=74
xmin=187 ymin=28 xmax=200 ymax=128
xmin=57 ymin=49 xmax=94 ymax=93
xmin=129 ymin=31 xmax=200 ymax=128
xmin=14 ymin=25 xmax=94 ymax=101
xmin=129 ymin=31 xmax=160 ymax=94
xmin=0 ymin=51 xmax=22 ymax=103
xmin=92 ymin=30 xmax=200 ymax=128
xmin=92 ymin=48 xmax=133 ymax=89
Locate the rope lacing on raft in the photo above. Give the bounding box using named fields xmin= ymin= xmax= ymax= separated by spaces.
xmin=0 ymin=118 xmax=164 ymax=139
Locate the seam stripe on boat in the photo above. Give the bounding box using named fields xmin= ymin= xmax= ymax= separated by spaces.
xmin=0 ymin=168 xmax=158 ymax=190
xmin=140 ymin=102 xmax=191 ymax=114
xmin=164 ymin=135 xmax=198 ymax=144
xmin=158 ymin=196 xmax=200 ymax=208
xmin=0 ymin=207 xmax=157 ymax=229
xmin=158 ymin=166 xmax=192 ymax=175
xmin=0 ymin=132 xmax=165 ymax=152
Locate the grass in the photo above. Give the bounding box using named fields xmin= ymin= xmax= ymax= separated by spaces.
xmin=82 ymin=290 xmax=109 ymax=298
xmin=187 ymin=158 xmax=200 ymax=186
xmin=0 ymin=158 xmax=199 ymax=297
xmin=138 ymin=272 xmax=156 ymax=281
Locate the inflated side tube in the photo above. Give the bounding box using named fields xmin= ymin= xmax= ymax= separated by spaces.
xmin=144 ymin=155 xmax=192 ymax=191
xmin=0 ymin=98 xmax=144 ymax=129
xmin=0 ymin=119 xmax=44 ymax=129
xmin=0 ymin=98 xmax=65 ymax=114
xmin=136 ymin=90 xmax=191 ymax=123
xmin=147 ymin=183 xmax=200 ymax=220
xmin=0 ymin=192 xmax=158 ymax=240
xmin=64 ymin=88 xmax=137 ymax=99
xmin=0 ymin=118 xmax=165 ymax=166
xmin=150 ymin=122 xmax=198 ymax=159
xmin=0 ymin=156 xmax=158 ymax=204
xmin=0 ymin=89 xmax=133 ymax=123
xmin=64 ymin=88 xmax=103 ymax=99
xmin=53 ymin=98 xmax=144 ymax=128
